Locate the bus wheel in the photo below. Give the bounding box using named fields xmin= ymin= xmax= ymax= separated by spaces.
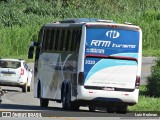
xmin=88 ymin=105 xmax=96 ymax=112
xmin=66 ymin=88 xmax=72 ymax=110
xmin=116 ymin=106 xmax=128 ymax=114
xmin=38 ymin=83 xmax=49 ymax=107
xmin=71 ymin=102 xmax=80 ymax=111
xmin=40 ymin=98 xmax=49 ymax=107
xmin=62 ymin=95 xmax=67 ymax=110
xmin=107 ymin=107 xmax=116 ymax=113
xmin=62 ymin=87 xmax=67 ymax=110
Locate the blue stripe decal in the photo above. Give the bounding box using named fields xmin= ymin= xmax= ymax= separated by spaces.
xmin=85 ymin=59 xmax=137 ymax=83
xmin=111 ymin=53 xmax=138 ymax=58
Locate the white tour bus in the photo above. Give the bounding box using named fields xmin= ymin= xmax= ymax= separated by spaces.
xmin=28 ymin=18 xmax=142 ymax=113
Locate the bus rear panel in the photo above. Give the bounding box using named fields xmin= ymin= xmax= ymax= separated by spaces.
xmin=77 ymin=24 xmax=142 ymax=107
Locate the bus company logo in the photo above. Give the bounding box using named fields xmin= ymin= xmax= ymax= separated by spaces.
xmin=106 ymin=30 xmax=120 ymax=39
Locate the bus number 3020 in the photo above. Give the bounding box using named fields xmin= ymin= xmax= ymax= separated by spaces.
xmin=85 ymin=60 xmax=96 ymax=64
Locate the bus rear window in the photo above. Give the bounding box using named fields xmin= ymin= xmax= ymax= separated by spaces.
xmin=85 ymin=28 xmax=140 ymax=57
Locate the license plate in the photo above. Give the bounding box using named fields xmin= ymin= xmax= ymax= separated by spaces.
xmin=3 ymin=74 xmax=12 ymax=76
xmin=103 ymin=87 xmax=115 ymax=91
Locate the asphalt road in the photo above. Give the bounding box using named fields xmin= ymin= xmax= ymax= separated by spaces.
xmin=0 ymin=86 xmax=138 ymax=120
xmin=0 ymin=57 xmax=158 ymax=120
xmin=141 ymin=57 xmax=156 ymax=85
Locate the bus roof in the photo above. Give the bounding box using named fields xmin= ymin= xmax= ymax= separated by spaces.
xmin=59 ymin=18 xmax=100 ymax=23
xmin=43 ymin=18 xmax=141 ymax=31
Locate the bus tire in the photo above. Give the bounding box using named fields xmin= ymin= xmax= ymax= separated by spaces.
xmin=40 ymin=98 xmax=49 ymax=107
xmin=62 ymin=86 xmax=67 ymax=110
xmin=88 ymin=105 xmax=96 ymax=112
xmin=107 ymin=107 xmax=116 ymax=113
xmin=116 ymin=105 xmax=128 ymax=114
xmin=27 ymin=86 xmax=31 ymax=92
xmin=38 ymin=81 xmax=49 ymax=107
xmin=70 ymin=102 xmax=80 ymax=111
xmin=66 ymin=85 xmax=72 ymax=110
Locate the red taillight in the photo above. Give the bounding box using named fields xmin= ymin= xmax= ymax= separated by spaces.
xmin=135 ymin=76 xmax=140 ymax=87
xmin=21 ymin=68 xmax=24 ymax=75
xmin=107 ymin=25 xmax=118 ymax=28
xmin=78 ymin=72 xmax=84 ymax=85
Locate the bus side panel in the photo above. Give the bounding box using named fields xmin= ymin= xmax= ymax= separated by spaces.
xmin=36 ymin=52 xmax=78 ymax=100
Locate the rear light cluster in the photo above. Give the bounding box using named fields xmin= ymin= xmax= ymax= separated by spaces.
xmin=21 ymin=68 xmax=24 ymax=75
xmin=86 ymin=24 xmax=118 ymax=28
xmin=106 ymin=25 xmax=118 ymax=28
xmin=78 ymin=72 xmax=84 ymax=85
xmin=135 ymin=76 xmax=140 ymax=88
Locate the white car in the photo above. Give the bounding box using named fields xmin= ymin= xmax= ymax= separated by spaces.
xmin=0 ymin=58 xmax=32 ymax=92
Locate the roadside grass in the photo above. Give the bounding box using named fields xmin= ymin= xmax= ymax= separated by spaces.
xmin=128 ymin=86 xmax=160 ymax=111
xmin=143 ymin=49 xmax=160 ymax=57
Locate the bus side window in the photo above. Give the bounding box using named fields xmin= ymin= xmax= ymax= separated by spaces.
xmin=63 ymin=29 xmax=67 ymax=51
xmin=70 ymin=30 xmax=76 ymax=51
xmin=47 ymin=29 xmax=51 ymax=51
xmin=55 ymin=29 xmax=60 ymax=51
xmin=44 ymin=29 xmax=50 ymax=51
xmin=52 ymin=29 xmax=57 ymax=51
xmin=73 ymin=29 xmax=78 ymax=52
xmin=49 ymin=29 xmax=55 ymax=50
xmin=65 ymin=30 xmax=71 ymax=51
xmin=75 ymin=29 xmax=82 ymax=52
xmin=60 ymin=29 xmax=65 ymax=51
xmin=42 ymin=29 xmax=47 ymax=51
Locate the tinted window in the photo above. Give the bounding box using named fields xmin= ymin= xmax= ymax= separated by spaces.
xmin=65 ymin=30 xmax=71 ymax=51
xmin=55 ymin=29 xmax=60 ymax=51
xmin=86 ymin=28 xmax=139 ymax=56
xmin=0 ymin=61 xmax=21 ymax=69
xmin=59 ymin=29 xmax=65 ymax=51
xmin=49 ymin=29 xmax=55 ymax=50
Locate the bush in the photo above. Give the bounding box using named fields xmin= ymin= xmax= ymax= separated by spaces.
xmin=0 ymin=0 xmax=160 ymax=57
xmin=147 ymin=57 xmax=160 ymax=97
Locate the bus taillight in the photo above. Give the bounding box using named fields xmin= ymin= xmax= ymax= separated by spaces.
xmin=135 ymin=76 xmax=140 ymax=87
xmin=78 ymin=72 xmax=84 ymax=85
xmin=107 ymin=25 xmax=118 ymax=28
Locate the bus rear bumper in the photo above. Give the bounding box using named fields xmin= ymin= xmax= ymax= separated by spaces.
xmin=77 ymin=86 xmax=139 ymax=106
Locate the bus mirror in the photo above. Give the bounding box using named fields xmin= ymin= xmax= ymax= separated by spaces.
xmin=28 ymin=46 xmax=34 ymax=59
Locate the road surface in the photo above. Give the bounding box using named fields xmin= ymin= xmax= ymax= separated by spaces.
xmin=141 ymin=57 xmax=156 ymax=85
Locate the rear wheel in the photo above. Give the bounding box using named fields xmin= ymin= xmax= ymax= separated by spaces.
xmin=116 ymin=106 xmax=128 ymax=114
xmin=38 ymin=81 xmax=49 ymax=107
xmin=62 ymin=90 xmax=67 ymax=110
xmin=62 ymin=84 xmax=78 ymax=111
xmin=22 ymin=83 xmax=27 ymax=93
xmin=88 ymin=105 xmax=96 ymax=112
xmin=107 ymin=107 xmax=116 ymax=113
xmin=40 ymin=98 xmax=49 ymax=107
xmin=72 ymin=103 xmax=80 ymax=111
xmin=65 ymin=88 xmax=72 ymax=110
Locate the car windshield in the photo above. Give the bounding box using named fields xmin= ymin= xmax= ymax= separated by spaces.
xmin=0 ymin=60 xmax=21 ymax=69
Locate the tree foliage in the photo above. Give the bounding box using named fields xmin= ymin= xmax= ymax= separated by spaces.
xmin=0 ymin=0 xmax=160 ymax=57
